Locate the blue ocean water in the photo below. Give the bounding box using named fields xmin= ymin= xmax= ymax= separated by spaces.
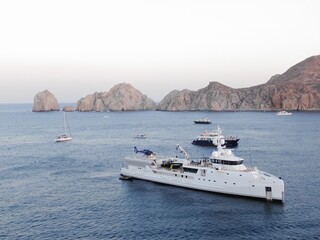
xmin=0 ymin=104 xmax=319 ymax=240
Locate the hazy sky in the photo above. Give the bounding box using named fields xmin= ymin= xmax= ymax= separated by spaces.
xmin=1 ymin=0 xmax=320 ymax=103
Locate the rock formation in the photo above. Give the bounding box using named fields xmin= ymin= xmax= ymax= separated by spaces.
xmin=157 ymin=55 xmax=320 ymax=111
xmin=76 ymin=83 xmax=157 ymax=111
xmin=32 ymin=90 xmax=60 ymax=112
xmin=62 ymin=106 xmax=75 ymax=112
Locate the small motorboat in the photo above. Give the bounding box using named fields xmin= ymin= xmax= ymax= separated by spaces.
xmin=134 ymin=134 xmax=147 ymax=139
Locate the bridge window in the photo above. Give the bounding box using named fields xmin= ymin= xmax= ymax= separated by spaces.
xmin=211 ymin=159 xmax=243 ymax=165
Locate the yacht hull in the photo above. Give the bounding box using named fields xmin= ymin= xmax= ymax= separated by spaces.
xmin=55 ymin=136 xmax=72 ymax=142
xmin=192 ymin=139 xmax=239 ymax=148
xmin=121 ymin=161 xmax=284 ymax=203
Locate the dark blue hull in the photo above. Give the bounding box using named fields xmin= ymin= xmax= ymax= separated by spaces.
xmin=194 ymin=121 xmax=211 ymax=124
xmin=192 ymin=138 xmax=239 ymax=147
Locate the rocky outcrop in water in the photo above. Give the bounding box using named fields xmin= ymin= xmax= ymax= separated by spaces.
xmin=32 ymin=90 xmax=60 ymax=112
xmin=76 ymin=83 xmax=157 ymax=111
xmin=157 ymin=55 xmax=320 ymax=111
xmin=62 ymin=106 xmax=75 ymax=112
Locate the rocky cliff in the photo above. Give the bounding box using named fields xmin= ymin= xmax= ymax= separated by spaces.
xmin=76 ymin=83 xmax=157 ymax=111
xmin=157 ymin=55 xmax=320 ymax=111
xmin=32 ymin=90 xmax=60 ymax=112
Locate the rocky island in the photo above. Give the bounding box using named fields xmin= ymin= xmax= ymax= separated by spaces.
xmin=76 ymin=83 xmax=157 ymax=111
xmin=32 ymin=90 xmax=60 ymax=112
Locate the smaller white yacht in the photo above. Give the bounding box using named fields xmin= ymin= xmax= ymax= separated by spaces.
xmin=276 ymin=111 xmax=292 ymax=116
xmin=120 ymin=140 xmax=284 ymax=203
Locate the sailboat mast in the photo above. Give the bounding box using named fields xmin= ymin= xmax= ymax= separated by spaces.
xmin=63 ymin=111 xmax=71 ymax=137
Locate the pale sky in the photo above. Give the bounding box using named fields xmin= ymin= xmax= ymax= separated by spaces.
xmin=1 ymin=0 xmax=320 ymax=103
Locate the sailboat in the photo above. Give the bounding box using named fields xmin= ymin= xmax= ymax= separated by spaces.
xmin=55 ymin=111 xmax=72 ymax=142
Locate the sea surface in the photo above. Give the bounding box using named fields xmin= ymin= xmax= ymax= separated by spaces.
xmin=0 ymin=104 xmax=319 ymax=240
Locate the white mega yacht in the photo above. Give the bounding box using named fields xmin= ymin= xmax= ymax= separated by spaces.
xmin=120 ymin=141 xmax=285 ymax=203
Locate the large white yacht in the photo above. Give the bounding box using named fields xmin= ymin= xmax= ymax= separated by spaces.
xmin=120 ymin=141 xmax=285 ymax=203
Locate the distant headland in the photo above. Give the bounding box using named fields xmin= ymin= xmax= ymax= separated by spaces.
xmin=33 ymin=55 xmax=320 ymax=112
